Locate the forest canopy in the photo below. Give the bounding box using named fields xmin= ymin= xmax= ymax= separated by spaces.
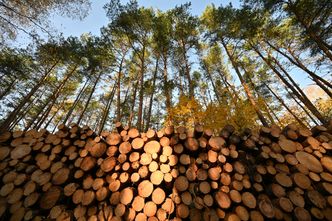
xmin=0 ymin=0 xmax=331 ymax=133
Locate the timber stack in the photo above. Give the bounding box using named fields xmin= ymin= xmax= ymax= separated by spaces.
xmin=0 ymin=121 xmax=332 ymax=221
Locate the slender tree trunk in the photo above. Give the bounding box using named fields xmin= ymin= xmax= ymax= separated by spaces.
xmin=145 ymin=57 xmax=159 ymax=131
xmin=163 ymin=56 xmax=172 ymax=119
xmin=116 ymin=56 xmax=125 ymax=122
xmin=77 ymin=70 xmax=102 ymax=125
xmin=0 ymin=78 xmax=16 ymax=100
xmin=287 ymin=48 xmax=332 ymax=91
xmin=221 ymin=39 xmax=269 ymax=127
xmin=120 ymin=87 xmax=130 ymax=121
xmin=285 ymin=87 xmax=319 ymax=126
xmin=128 ymin=79 xmax=139 ymax=128
xmin=217 ymin=69 xmax=239 ymax=101
xmin=34 ymin=64 xmax=78 ymax=130
xmin=288 ymin=2 xmax=332 ymax=61
xmin=202 ymin=62 xmax=221 ymax=104
xmin=181 ymin=40 xmax=193 ymax=98
xmin=98 ymin=84 xmax=116 ymax=134
xmin=44 ymin=94 xmax=68 ymax=129
xmin=272 ymin=55 xmax=327 ymax=123
xmin=0 ymin=59 xmax=59 ymax=132
xmin=266 ymin=40 xmax=332 ymax=91
xmin=10 ymin=96 xmax=38 ymax=130
xmin=252 ymin=45 xmax=327 ymax=124
xmin=62 ymin=77 xmax=90 ymax=125
xmin=137 ymin=47 xmax=145 ymax=131
xmin=265 ymin=101 xmax=282 ymax=126
xmin=265 ymin=83 xmax=307 ymax=127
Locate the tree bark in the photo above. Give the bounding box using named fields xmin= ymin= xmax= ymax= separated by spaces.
xmin=62 ymin=77 xmax=90 ymax=126
xmin=265 ymin=83 xmax=306 ymax=127
xmin=202 ymin=61 xmax=221 ymax=104
xmin=137 ymin=46 xmax=146 ymax=131
xmin=128 ymin=78 xmax=139 ymax=128
xmin=266 ymin=40 xmax=332 ymax=92
xmin=98 ymin=84 xmax=116 ymax=135
xmin=252 ymin=45 xmax=327 ymax=124
xmin=34 ymin=64 xmax=78 ymax=130
xmin=116 ymin=56 xmax=125 ymax=122
xmin=77 ymin=70 xmax=102 ymax=125
xmin=0 ymin=59 xmax=59 ymax=132
xmin=221 ymin=39 xmax=269 ymax=127
xmin=0 ymin=78 xmax=16 ymax=100
xmin=287 ymin=2 xmax=332 ymax=61
xmin=145 ymin=56 xmax=159 ymax=131
xmin=163 ymin=55 xmax=172 ymax=121
xmin=181 ymin=40 xmax=193 ymax=98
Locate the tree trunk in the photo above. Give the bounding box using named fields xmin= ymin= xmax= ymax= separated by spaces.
xmin=77 ymin=70 xmax=102 ymax=125
xmin=145 ymin=57 xmax=159 ymax=132
xmin=62 ymin=77 xmax=90 ymax=126
xmin=266 ymin=40 xmax=332 ymax=92
xmin=265 ymin=83 xmax=306 ymax=127
xmin=182 ymin=40 xmax=193 ymax=98
xmin=44 ymin=94 xmax=68 ymax=129
xmin=285 ymin=87 xmax=319 ymax=126
xmin=137 ymin=46 xmax=146 ymax=131
xmin=34 ymin=64 xmax=78 ymax=130
xmin=0 ymin=59 xmax=59 ymax=132
xmin=128 ymin=78 xmax=139 ymax=128
xmin=271 ymin=55 xmax=327 ymax=124
xmin=98 ymin=84 xmax=116 ymax=134
xmin=221 ymin=39 xmax=269 ymax=127
xmin=0 ymin=78 xmax=16 ymax=100
xmin=288 ymin=2 xmax=332 ymax=61
xmin=252 ymin=45 xmax=327 ymax=124
xmin=116 ymin=56 xmax=125 ymax=123
xmin=10 ymin=96 xmax=38 ymax=130
xmin=202 ymin=61 xmax=221 ymax=104
xmin=163 ymin=56 xmax=172 ymax=120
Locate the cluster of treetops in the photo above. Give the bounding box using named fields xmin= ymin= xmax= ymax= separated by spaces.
xmin=0 ymin=0 xmax=331 ymax=134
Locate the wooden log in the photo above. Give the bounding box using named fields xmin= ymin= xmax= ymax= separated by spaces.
xmin=215 ymin=191 xmax=231 ymax=209
xmin=138 ymin=180 xmax=153 ymax=198
xmin=40 ymin=186 xmax=62 ymax=210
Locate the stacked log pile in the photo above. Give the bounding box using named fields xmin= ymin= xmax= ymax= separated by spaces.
xmin=0 ymin=121 xmax=331 ymax=221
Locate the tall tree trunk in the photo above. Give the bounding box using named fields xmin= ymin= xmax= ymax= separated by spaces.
xmin=62 ymin=77 xmax=90 ymax=125
xmin=145 ymin=57 xmax=159 ymax=131
xmin=34 ymin=64 xmax=77 ymax=130
xmin=77 ymin=70 xmax=102 ymax=125
xmin=265 ymin=83 xmax=307 ymax=127
xmin=181 ymin=40 xmax=193 ymax=98
xmin=0 ymin=59 xmax=59 ymax=132
xmin=137 ymin=47 xmax=145 ymax=131
xmin=252 ymin=45 xmax=327 ymax=124
xmin=10 ymin=96 xmax=38 ymax=130
xmin=44 ymin=94 xmax=68 ymax=129
xmin=128 ymin=78 xmax=139 ymax=128
xmin=271 ymin=55 xmax=327 ymax=123
xmin=287 ymin=2 xmax=332 ymax=61
xmin=202 ymin=62 xmax=221 ymax=104
xmin=163 ymin=55 xmax=172 ymax=120
xmin=285 ymin=87 xmax=319 ymax=126
xmin=266 ymin=40 xmax=332 ymax=92
xmin=116 ymin=56 xmax=125 ymax=122
xmin=265 ymin=101 xmax=282 ymax=126
xmin=0 ymin=79 xmax=16 ymax=100
xmin=221 ymin=39 xmax=269 ymax=127
xmin=217 ymin=69 xmax=240 ymax=101
xmin=98 ymin=84 xmax=116 ymax=134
